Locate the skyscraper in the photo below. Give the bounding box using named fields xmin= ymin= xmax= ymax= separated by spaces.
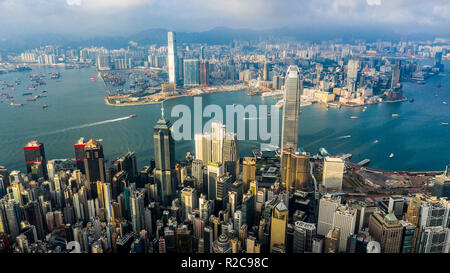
xmin=211 ymin=122 xmax=226 ymax=164
xmin=332 ymin=205 xmax=357 ymax=252
xmin=281 ymin=151 xmax=310 ymax=193
xmin=167 ymin=31 xmax=178 ymax=84
xmin=23 ymin=140 xmax=48 ymax=180
xmin=84 ymin=139 xmax=106 ymax=183
xmin=153 ymin=107 xmax=177 ymax=207
xmin=317 ymin=195 xmax=341 ymax=236
xmin=281 ymin=66 xmax=302 ymax=152
xmin=74 ymin=137 xmax=87 ymax=173
xmin=195 ymin=133 xmax=212 ymax=166
xmin=183 ymin=59 xmax=200 ymax=87
xmin=223 ymin=132 xmax=239 ymax=179
xmin=207 ymin=162 xmax=223 ymax=201
xmin=242 ymin=157 xmax=256 ymax=193
xmin=391 ymin=59 xmax=401 ymax=89
xmin=322 ymin=157 xmax=345 ymax=192
xmin=200 ymin=60 xmax=209 ymax=86
xmin=270 ymin=199 xmax=288 ymax=252
xmin=368 ymin=211 xmax=403 ymax=253
xmin=347 ymin=59 xmax=359 ymax=92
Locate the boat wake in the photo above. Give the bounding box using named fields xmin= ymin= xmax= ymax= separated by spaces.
xmin=37 ymin=116 xmax=131 ymax=137
xmin=335 ymin=135 xmax=351 ymax=139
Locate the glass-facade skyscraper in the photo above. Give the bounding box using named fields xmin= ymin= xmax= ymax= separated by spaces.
xmin=183 ymin=59 xmax=200 ymax=87
xmin=167 ymin=31 xmax=178 ymax=84
xmin=281 ymin=65 xmax=302 ymax=153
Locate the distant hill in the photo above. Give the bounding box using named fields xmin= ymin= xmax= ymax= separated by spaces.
xmin=0 ymin=26 xmax=446 ymax=53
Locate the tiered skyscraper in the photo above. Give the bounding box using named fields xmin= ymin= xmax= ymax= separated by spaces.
xmin=281 ymin=65 xmax=302 ymax=153
xmin=153 ymin=107 xmax=177 ymax=206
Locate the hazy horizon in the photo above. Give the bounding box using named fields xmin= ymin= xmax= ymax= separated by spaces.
xmin=0 ymin=0 xmax=449 ymax=40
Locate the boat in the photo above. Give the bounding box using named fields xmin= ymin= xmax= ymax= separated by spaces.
xmin=443 ymin=101 xmax=447 ymax=105
xmin=389 ymin=153 xmax=394 ymax=158
xmin=416 ymin=80 xmax=425 ymax=84
xmin=409 ymin=98 xmax=414 ymax=102
xmin=392 ymin=114 xmax=399 ymax=117
xmin=22 ymin=92 xmax=32 ymax=96
xmin=357 ymin=159 xmax=370 ymax=166
xmin=350 ymin=116 xmax=359 ymax=119
xmin=319 ymin=147 xmax=329 ymax=156
xmin=42 ymin=104 xmax=48 ymax=109
xmin=25 ymin=98 xmax=36 ymax=102
xmin=373 ymin=139 xmax=379 ymax=144
xmin=10 ymin=103 xmax=23 ymax=107
xmin=275 ymin=100 xmax=283 ymax=108
xmin=442 ymin=122 xmax=449 ymax=126
xmin=129 ymin=114 xmax=137 ymax=118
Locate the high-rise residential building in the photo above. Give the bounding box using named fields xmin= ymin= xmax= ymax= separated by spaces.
xmin=293 ymin=221 xmax=316 ymax=253
xmin=24 ymin=140 xmax=48 ymax=180
xmin=281 ymin=151 xmax=310 ymax=193
xmin=153 ymin=108 xmax=177 ymax=207
xmin=322 ymin=157 xmax=345 ymax=192
xmin=270 ymin=200 xmax=288 ymax=252
xmin=242 ymin=157 xmax=256 ymax=193
xmin=332 ymin=205 xmax=357 ymax=252
xmin=346 ymin=59 xmax=359 ymax=92
xmin=207 ymin=162 xmax=223 ymax=201
xmin=84 ymin=139 xmax=106 ymax=183
xmin=74 ymin=137 xmax=87 ymax=173
xmin=96 ymin=55 xmax=110 ymax=71
xmin=167 ymin=32 xmax=178 ymax=84
xmin=317 ymin=195 xmax=341 ymax=236
xmin=391 ymin=59 xmax=401 ymax=89
xmin=263 ymin=62 xmax=272 ymax=81
xmin=281 ymin=65 xmax=302 ymax=152
xmin=200 ymin=60 xmax=209 ymax=86
xmin=368 ymin=211 xmax=403 ymax=253
xmin=183 ymin=59 xmax=200 ymax=87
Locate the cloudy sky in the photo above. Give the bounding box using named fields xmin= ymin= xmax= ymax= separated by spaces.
xmin=0 ymin=0 xmax=449 ymax=38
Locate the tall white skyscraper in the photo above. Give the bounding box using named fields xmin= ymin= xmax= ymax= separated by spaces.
xmin=317 ymin=195 xmax=341 ymax=236
xmin=322 ymin=157 xmax=345 ymax=192
xmin=281 ymin=65 xmax=302 ymax=152
xmin=195 ymin=133 xmax=212 ymax=165
xmin=332 ymin=205 xmax=357 ymax=252
xmin=211 ymin=122 xmax=226 ymax=164
xmin=167 ymin=31 xmax=178 ymax=84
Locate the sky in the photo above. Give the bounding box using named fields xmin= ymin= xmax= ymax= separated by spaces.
xmin=0 ymin=0 xmax=449 ymax=38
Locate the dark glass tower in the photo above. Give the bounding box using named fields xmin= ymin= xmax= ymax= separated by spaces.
xmin=153 ymin=108 xmax=176 ymax=207
xmin=74 ymin=137 xmax=87 ymax=173
xmin=23 ymin=141 xmax=48 ymax=180
xmin=281 ymin=66 xmax=302 ymax=153
xmin=83 ymin=139 xmax=106 ymax=183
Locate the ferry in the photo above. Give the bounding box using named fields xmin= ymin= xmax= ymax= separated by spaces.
xmin=442 ymin=122 xmax=448 ymax=126
xmin=129 ymin=114 xmax=137 ymax=118
xmin=350 ymin=116 xmax=359 ymax=119
xmin=392 ymin=114 xmax=399 ymax=117
xmin=10 ymin=103 xmax=23 ymax=107
xmin=23 ymin=92 xmax=33 ymax=96
xmin=443 ymin=101 xmax=448 ymax=105
xmin=373 ymin=139 xmax=379 ymax=144
xmin=389 ymin=153 xmax=394 ymax=158
xmin=26 ymin=98 xmax=36 ymax=102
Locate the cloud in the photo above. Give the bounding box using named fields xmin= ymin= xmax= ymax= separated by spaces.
xmin=0 ymin=0 xmax=449 ymax=38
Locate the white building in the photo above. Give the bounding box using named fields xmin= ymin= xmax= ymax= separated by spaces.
xmin=323 ymin=157 xmax=345 ymax=191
